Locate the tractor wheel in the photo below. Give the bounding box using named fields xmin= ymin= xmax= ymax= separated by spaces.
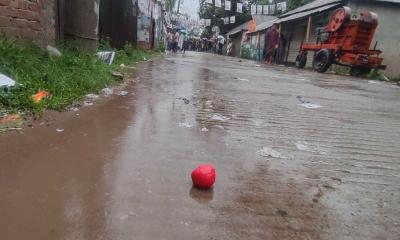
xmin=313 ymin=49 xmax=333 ymax=73
xmin=350 ymin=66 xmax=371 ymax=77
xmin=295 ymin=52 xmax=307 ymax=69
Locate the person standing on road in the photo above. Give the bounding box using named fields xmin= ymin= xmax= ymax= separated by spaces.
xmin=217 ymin=35 xmax=226 ymax=55
xmin=178 ymin=32 xmax=184 ymax=52
xmin=167 ymin=29 xmax=174 ymax=52
xmin=173 ymin=30 xmax=180 ymax=53
xmin=277 ymin=33 xmax=287 ymax=64
xmin=226 ymin=38 xmax=234 ymax=56
xmin=264 ymin=23 xmax=280 ymax=65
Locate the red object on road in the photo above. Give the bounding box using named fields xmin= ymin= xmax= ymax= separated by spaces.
xmin=191 ymin=164 xmax=216 ymax=189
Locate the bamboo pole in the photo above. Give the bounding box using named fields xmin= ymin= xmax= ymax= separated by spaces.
xmin=305 ymin=16 xmax=312 ymax=42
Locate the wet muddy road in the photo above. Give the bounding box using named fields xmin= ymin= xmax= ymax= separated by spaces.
xmin=1 ymin=52 xmax=400 ymax=239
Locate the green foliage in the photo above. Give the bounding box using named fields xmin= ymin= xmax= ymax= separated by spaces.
xmin=287 ymin=0 xmax=314 ymax=11
xmin=0 ymin=38 xmax=160 ymax=114
xmin=198 ymin=0 xmax=251 ymax=34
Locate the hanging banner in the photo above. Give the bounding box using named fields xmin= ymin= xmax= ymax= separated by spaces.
xmin=268 ymin=0 xmax=274 ymax=3
xmin=277 ymin=1 xmax=285 ymax=11
xmin=263 ymin=5 xmax=269 ymax=15
xmin=215 ymin=0 xmax=221 ymax=8
xmin=225 ymin=0 xmax=231 ymax=11
xmin=269 ymin=4 xmax=275 ymax=14
xmin=257 ymin=5 xmax=263 ymax=15
xmin=251 ymin=4 xmax=256 ymax=15
xmin=230 ymin=16 xmax=236 ymax=24
xmin=281 ymin=1 xmax=287 ymax=11
xmin=206 ymin=0 xmax=212 ymax=4
xmin=236 ymin=3 xmax=242 ymax=13
xmin=205 ymin=19 xmax=211 ymax=26
xmin=224 ymin=17 xmax=229 ymax=24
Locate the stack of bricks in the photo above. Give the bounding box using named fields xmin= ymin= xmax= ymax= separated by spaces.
xmin=0 ymin=0 xmax=56 ymax=46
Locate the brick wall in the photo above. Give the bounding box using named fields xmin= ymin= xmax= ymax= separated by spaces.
xmin=0 ymin=0 xmax=56 ymax=47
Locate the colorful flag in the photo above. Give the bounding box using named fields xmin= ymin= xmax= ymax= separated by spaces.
xmin=230 ymin=16 xmax=236 ymax=24
xmin=251 ymin=4 xmax=256 ymax=15
xmin=269 ymin=4 xmax=275 ymax=14
xmin=263 ymin=5 xmax=269 ymax=15
xmin=236 ymin=3 xmax=242 ymax=13
xmin=281 ymin=1 xmax=287 ymax=11
xmin=224 ymin=17 xmax=229 ymax=24
xmin=215 ymin=0 xmax=221 ymax=8
xmin=257 ymin=5 xmax=263 ymax=15
xmin=225 ymin=0 xmax=231 ymax=11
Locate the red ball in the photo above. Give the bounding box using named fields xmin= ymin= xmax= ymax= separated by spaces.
xmin=191 ymin=164 xmax=216 ymax=189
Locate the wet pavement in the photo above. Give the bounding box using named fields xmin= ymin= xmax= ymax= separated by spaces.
xmin=1 ymin=52 xmax=400 ymax=240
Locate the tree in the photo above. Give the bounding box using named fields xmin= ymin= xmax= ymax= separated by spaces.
xmin=198 ymin=0 xmax=251 ymax=35
xmin=287 ymin=0 xmax=314 ymax=11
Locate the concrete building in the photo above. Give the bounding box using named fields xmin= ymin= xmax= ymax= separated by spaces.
xmin=0 ymin=0 xmax=167 ymax=50
xmin=0 ymin=0 xmax=57 ymax=47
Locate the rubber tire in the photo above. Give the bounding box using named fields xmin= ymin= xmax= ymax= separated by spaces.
xmin=313 ymin=49 xmax=333 ymax=73
xmin=350 ymin=66 xmax=371 ymax=77
xmin=295 ymin=52 xmax=307 ymax=69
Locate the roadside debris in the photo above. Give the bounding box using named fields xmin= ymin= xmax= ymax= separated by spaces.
xmin=297 ymin=96 xmax=322 ymax=109
xmin=85 ymin=93 xmax=99 ymax=101
xmin=0 ymin=114 xmax=23 ymax=133
xmin=178 ymin=122 xmax=193 ymax=128
xmin=259 ymin=147 xmax=286 ymax=159
xmin=0 ymin=73 xmax=15 ymax=88
xmin=97 ymin=51 xmax=115 ymax=65
xmin=32 ymin=91 xmax=50 ymax=103
xmin=66 ymin=106 xmax=79 ymax=112
xmin=191 ymin=164 xmax=216 ymax=190
xmin=56 ymin=128 xmax=64 ymax=133
xmin=201 ymin=127 xmax=209 ymax=132
xmin=117 ymin=91 xmax=129 ymax=96
xmin=111 ymin=71 xmax=124 ymax=80
xmin=101 ymin=87 xmax=113 ymax=96
xmin=234 ymin=77 xmax=249 ymax=82
xmin=295 ymin=142 xmax=310 ymax=151
xmin=300 ymin=103 xmax=322 ymax=109
xmin=213 ymin=125 xmax=224 ymax=130
xmin=177 ymin=97 xmax=190 ymax=104
xmin=209 ymin=114 xmax=229 ymax=122
xmin=119 ymin=214 xmax=129 ymax=220
xmin=46 ymin=45 xmax=62 ymax=57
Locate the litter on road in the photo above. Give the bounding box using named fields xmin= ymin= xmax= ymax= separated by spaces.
xmin=117 ymin=91 xmax=129 ymax=96
xmin=0 ymin=73 xmax=15 ymax=87
xmin=299 ymin=103 xmax=323 ymax=109
xmin=32 ymin=91 xmax=50 ymax=103
xmin=259 ymin=147 xmax=286 ymax=159
xmin=209 ymin=114 xmax=229 ymax=122
xmin=191 ymin=164 xmax=216 ymax=190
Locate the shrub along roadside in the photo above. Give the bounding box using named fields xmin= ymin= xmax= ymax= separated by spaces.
xmin=0 ymin=38 xmax=161 ymax=114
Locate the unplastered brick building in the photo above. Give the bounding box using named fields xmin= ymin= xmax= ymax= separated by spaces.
xmin=0 ymin=0 xmax=56 ymax=47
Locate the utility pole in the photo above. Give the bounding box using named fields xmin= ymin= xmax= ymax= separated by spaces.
xmin=177 ymin=0 xmax=182 ymax=14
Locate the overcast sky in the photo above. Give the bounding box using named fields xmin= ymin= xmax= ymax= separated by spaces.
xmin=179 ymin=0 xmax=200 ymax=19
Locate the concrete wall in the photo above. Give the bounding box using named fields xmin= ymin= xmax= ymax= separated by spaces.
xmin=348 ymin=0 xmax=400 ymax=77
xmin=64 ymin=0 xmax=100 ymax=50
xmin=137 ymin=0 xmax=163 ymax=49
xmin=0 ymin=0 xmax=57 ymax=47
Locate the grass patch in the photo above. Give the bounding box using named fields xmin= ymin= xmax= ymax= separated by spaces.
xmin=0 ymin=38 xmax=161 ymax=114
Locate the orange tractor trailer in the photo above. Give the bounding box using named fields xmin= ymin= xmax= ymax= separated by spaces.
xmin=295 ymin=7 xmax=386 ymax=76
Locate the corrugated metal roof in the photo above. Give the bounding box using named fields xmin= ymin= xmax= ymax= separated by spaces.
xmin=255 ymin=19 xmax=278 ymax=32
xmin=227 ymin=16 xmax=277 ymax=36
xmin=277 ymin=2 xmax=341 ymax=23
xmin=375 ymin=0 xmax=400 ymax=3
xmin=279 ymin=0 xmax=342 ymax=18
xmin=227 ymin=22 xmax=248 ymax=36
